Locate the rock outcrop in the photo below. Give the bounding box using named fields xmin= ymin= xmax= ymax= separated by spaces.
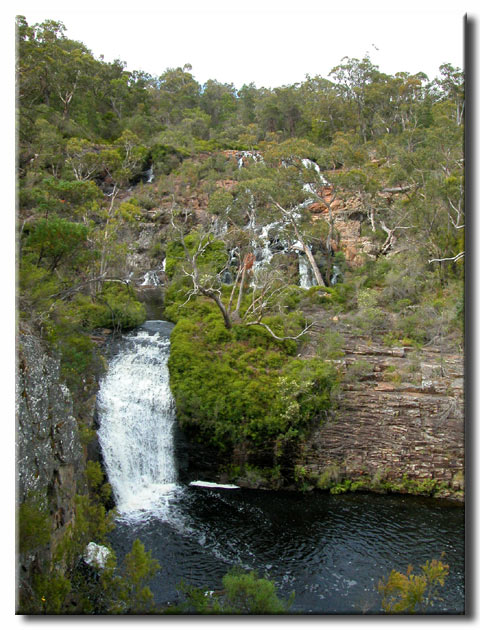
xmin=17 ymin=333 xmax=85 ymax=567
xmin=297 ymin=326 xmax=464 ymax=501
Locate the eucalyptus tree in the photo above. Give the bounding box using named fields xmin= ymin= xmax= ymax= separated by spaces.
xmin=93 ymin=131 xmax=147 ymax=286
xmin=329 ymin=55 xmax=394 ymax=143
xmin=237 ymin=82 xmax=259 ymax=125
xmin=199 ymin=79 xmax=238 ymax=128
xmin=299 ymin=74 xmax=352 ymax=143
xmin=16 ymin=16 xmax=101 ymax=125
xmin=433 ymin=63 xmax=464 ymax=127
xmin=154 ymin=64 xmax=201 ymax=125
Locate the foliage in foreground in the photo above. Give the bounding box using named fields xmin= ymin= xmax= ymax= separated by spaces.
xmin=18 ymin=462 xmax=160 ymax=614
xmin=177 ymin=568 xmax=294 ymax=614
xmin=378 ymin=557 xmax=449 ymax=614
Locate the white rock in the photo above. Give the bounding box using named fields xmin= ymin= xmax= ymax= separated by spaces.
xmin=84 ymin=542 xmax=111 ymax=569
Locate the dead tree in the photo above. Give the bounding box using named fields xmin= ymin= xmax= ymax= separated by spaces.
xmin=170 ymin=211 xmax=316 ymax=340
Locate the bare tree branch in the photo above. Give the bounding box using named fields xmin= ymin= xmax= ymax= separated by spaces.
xmin=378 ymin=219 xmax=413 ymax=256
xmin=428 ymin=251 xmax=465 ymax=264
xmin=381 ymin=185 xmax=413 ymax=194
xmin=245 ymin=320 xmax=316 ymax=341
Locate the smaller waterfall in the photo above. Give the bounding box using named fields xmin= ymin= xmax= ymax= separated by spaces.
xmin=237 ymin=150 xmax=263 ymax=169
xmin=331 ymin=264 xmax=342 ymax=286
xmin=220 ymin=156 xmax=327 ymax=289
xmin=298 ymin=254 xmax=314 ymax=289
xmin=213 ymin=216 xmax=228 ymax=236
xmin=301 ymin=158 xmax=328 ymax=185
xmin=97 ymin=321 xmax=178 ymax=516
xmin=141 ymin=270 xmax=160 ymax=286
xmin=144 ymin=166 xmax=154 ymax=183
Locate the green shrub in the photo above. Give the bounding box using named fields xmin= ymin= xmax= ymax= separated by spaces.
xmin=315 ymin=464 xmax=342 ymax=490
xmin=84 ymin=461 xmax=112 ymax=505
xmin=330 ymin=479 xmax=352 ymax=494
xmin=302 ymin=282 xmax=356 ymax=311
xmin=24 ymin=217 xmax=90 ymax=272
xmin=317 ymin=330 xmax=345 ymax=359
xmin=150 ymin=142 xmax=190 ymax=175
xmin=118 ymin=198 xmax=143 ymax=222
xmin=78 ymin=422 xmax=96 ymax=447
xmin=168 ymin=303 xmax=337 ymax=459
xmin=165 ymin=232 xmax=228 ymax=280
xmin=115 ymin=539 xmax=160 ymax=614
xmin=378 ymin=558 xmax=449 ymax=613
xmin=95 ymin=283 xmax=147 ymax=330
xmin=18 ymin=491 xmax=51 ymax=554
xmin=32 ymin=571 xmax=71 ymax=614
xmin=278 ymin=285 xmax=304 ymax=310
xmin=57 ymin=333 xmax=95 ymax=390
xmin=179 ymin=568 xmax=293 ymax=614
xmin=18 ymin=258 xmax=62 ymax=315
xmin=344 ymin=359 xmax=372 ymax=383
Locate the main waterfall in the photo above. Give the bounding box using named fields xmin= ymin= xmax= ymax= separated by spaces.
xmin=97 ymin=320 xmax=179 ymax=516
xmin=97 ymin=324 xmax=464 ymax=613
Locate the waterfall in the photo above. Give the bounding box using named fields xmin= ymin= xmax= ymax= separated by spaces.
xmin=331 ymin=264 xmax=342 ymax=286
xmin=237 ymin=150 xmax=263 ymax=169
xmin=219 ymin=155 xmax=326 ymax=289
xmin=144 ymin=166 xmax=154 ymax=183
xmin=298 ymin=254 xmax=313 ymax=289
xmin=141 ymin=270 xmax=160 ymax=286
xmin=301 ymin=158 xmax=328 ymax=185
xmin=97 ymin=321 xmax=179 ymax=516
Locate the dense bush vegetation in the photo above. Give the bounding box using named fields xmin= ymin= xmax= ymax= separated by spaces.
xmin=167 ymin=292 xmax=337 ymax=473
xmin=16 ymin=13 xmax=463 ymax=614
xmin=178 ymin=567 xmax=294 ymax=614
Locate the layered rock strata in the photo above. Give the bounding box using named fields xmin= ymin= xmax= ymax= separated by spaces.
xmin=297 ymin=333 xmax=464 ymax=500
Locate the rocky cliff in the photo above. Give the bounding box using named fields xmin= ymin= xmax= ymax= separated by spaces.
xmin=295 ymin=319 xmax=464 ymax=501
xmin=17 ymin=333 xmax=85 ymax=515
xmin=16 ymin=332 xmax=85 ymax=592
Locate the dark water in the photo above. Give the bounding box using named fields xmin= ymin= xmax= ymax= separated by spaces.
xmin=109 ymin=487 xmax=464 ymax=614
xmin=102 ymin=320 xmax=464 ymax=614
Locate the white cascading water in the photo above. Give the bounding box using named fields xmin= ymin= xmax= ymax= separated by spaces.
xmin=237 ymin=150 xmax=263 ymax=169
xmin=298 ymin=254 xmax=314 ymax=289
xmin=241 ymin=157 xmax=327 ymax=288
xmin=97 ymin=322 xmax=179 ymax=517
xmin=145 ymin=166 xmax=154 ymax=183
xmin=141 ymin=270 xmax=160 ymax=286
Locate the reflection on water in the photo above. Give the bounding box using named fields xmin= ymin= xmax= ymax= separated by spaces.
xmin=109 ymin=488 xmax=464 ymax=614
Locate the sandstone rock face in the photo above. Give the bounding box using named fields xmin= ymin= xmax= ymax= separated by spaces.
xmin=297 ymin=333 xmax=464 ymax=500
xmin=17 ymin=334 xmax=84 ymax=540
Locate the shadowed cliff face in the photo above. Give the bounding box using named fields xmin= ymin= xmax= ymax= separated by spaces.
xmin=17 ymin=334 xmax=85 ymax=566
